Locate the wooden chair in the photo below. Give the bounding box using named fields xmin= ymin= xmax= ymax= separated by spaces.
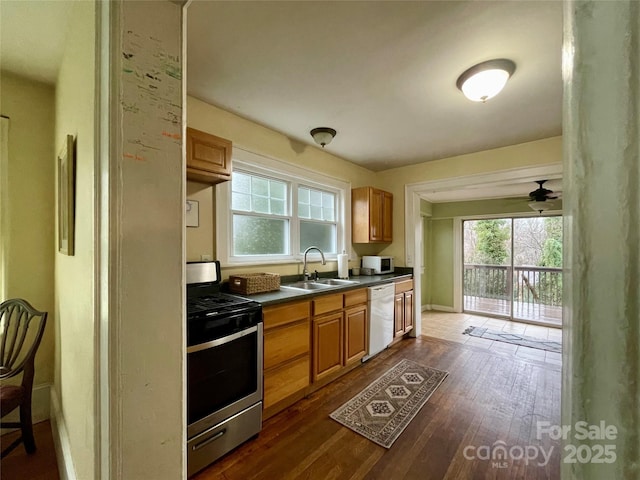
xmin=0 ymin=298 xmax=47 ymax=458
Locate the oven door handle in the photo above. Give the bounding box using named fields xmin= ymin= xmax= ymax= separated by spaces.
xmin=192 ymin=428 xmax=226 ymax=451
xmin=187 ymin=325 xmax=259 ymax=354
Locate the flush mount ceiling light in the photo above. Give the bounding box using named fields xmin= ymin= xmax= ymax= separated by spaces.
xmin=310 ymin=127 xmax=336 ymax=148
xmin=456 ymin=59 xmax=516 ymax=102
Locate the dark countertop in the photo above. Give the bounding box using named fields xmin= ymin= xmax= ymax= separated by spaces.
xmin=236 ymin=271 xmax=413 ymax=307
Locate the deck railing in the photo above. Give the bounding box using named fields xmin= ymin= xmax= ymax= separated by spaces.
xmin=464 ymin=264 xmax=563 ymax=307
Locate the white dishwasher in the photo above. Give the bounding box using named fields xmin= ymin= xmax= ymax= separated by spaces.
xmin=362 ymin=283 xmax=395 ymax=362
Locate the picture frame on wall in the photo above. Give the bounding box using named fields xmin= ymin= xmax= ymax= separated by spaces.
xmin=58 ymin=134 xmax=76 ymax=255
xmin=186 ymin=200 xmax=199 ymax=227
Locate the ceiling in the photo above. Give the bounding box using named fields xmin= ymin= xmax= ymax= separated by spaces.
xmin=1 ymin=1 xmax=563 ymax=201
xmin=187 ymin=0 xmax=563 ymax=172
xmin=0 ymin=1 xmax=72 ymax=85
xmin=420 ymin=177 xmax=562 ymax=204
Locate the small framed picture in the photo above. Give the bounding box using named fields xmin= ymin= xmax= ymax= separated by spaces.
xmin=58 ymin=135 xmax=76 ymax=255
xmin=186 ymin=200 xmax=199 ymax=227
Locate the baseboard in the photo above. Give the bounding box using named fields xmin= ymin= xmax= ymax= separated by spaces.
xmin=422 ymin=304 xmax=431 ymax=312
xmin=0 ymin=383 xmax=51 ymax=434
xmin=430 ymin=304 xmax=456 ymax=312
xmin=50 ymin=387 xmax=77 ymax=480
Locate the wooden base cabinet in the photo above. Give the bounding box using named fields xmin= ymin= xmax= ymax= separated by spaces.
xmin=394 ymin=279 xmax=414 ymax=338
xmin=344 ymin=305 xmax=367 ymax=365
xmin=263 ymin=301 xmax=311 ymax=419
xmin=312 ymin=312 xmax=343 ymax=382
xmin=394 ymin=293 xmax=405 ymax=337
xmin=311 ymin=289 xmax=368 ymax=383
xmin=404 ymin=291 xmax=414 ymax=333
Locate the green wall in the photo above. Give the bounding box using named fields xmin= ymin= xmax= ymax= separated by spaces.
xmin=429 ymin=218 xmax=454 ymax=307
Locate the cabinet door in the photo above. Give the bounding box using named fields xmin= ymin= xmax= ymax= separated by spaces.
xmin=394 ymin=294 xmax=405 ymax=337
xmin=403 ymin=291 xmax=414 ymax=333
xmin=352 ymin=187 xmax=393 ymax=244
xmin=344 ymin=305 xmax=367 ymax=365
xmin=186 ymin=127 xmax=232 ymax=184
xmin=313 ymin=312 xmax=343 ymax=382
xmin=369 ymin=188 xmax=383 ymax=241
xmin=382 ymin=191 xmax=393 ymax=242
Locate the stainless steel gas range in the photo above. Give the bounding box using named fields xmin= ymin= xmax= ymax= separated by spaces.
xmin=186 ymin=261 xmax=263 ymax=477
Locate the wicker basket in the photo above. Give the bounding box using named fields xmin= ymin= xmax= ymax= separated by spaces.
xmin=228 ymin=273 xmax=281 ymax=295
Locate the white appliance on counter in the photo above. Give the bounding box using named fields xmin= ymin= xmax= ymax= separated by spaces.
xmin=362 ymin=255 xmax=394 ymax=274
xmin=362 ymin=283 xmax=395 ymax=362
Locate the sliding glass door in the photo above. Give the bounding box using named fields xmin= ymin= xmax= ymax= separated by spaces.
xmin=463 ymin=219 xmax=512 ymax=317
xmin=512 ymin=217 xmax=562 ymax=325
xmin=463 ymin=216 xmax=562 ymax=326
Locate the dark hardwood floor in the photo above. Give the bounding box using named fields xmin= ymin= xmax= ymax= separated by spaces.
xmin=0 ymin=337 xmax=561 ymax=479
xmin=0 ymin=420 xmax=60 ymax=480
xmin=195 ymin=335 xmax=561 ymax=480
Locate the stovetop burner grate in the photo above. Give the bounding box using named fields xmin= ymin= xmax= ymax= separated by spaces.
xmin=187 ymin=292 xmax=257 ymax=317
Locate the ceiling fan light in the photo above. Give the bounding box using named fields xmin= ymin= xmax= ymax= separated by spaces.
xmin=529 ymin=200 xmax=552 ymax=213
xmin=456 ymin=59 xmax=516 ymax=102
xmin=310 ymin=127 xmax=336 ymax=148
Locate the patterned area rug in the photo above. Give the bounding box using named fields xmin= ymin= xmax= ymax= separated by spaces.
xmin=329 ymin=359 xmax=448 ymax=448
xmin=463 ymin=326 xmax=562 ymax=352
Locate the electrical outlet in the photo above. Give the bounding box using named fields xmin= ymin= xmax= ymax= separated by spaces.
xmin=201 ymin=254 xmax=212 ymax=261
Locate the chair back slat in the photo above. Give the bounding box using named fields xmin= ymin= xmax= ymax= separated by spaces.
xmin=0 ymin=304 xmax=20 ymax=367
xmin=0 ymin=299 xmax=47 ymax=380
xmin=8 ymin=310 xmax=31 ymax=368
xmin=0 ymin=306 xmax=9 ymax=365
xmin=3 ymin=306 xmax=23 ymax=368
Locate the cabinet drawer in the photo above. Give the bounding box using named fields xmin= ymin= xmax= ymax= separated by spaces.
xmin=264 ymin=320 xmax=309 ymax=370
xmin=344 ymin=288 xmax=367 ymax=308
xmin=263 ymin=301 xmax=310 ymax=330
xmin=264 ymin=356 xmax=310 ymax=409
xmin=395 ymin=279 xmax=413 ymax=294
xmin=313 ymin=293 xmax=343 ymax=316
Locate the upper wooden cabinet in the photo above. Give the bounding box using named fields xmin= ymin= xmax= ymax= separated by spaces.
xmin=186 ymin=127 xmax=232 ymax=185
xmin=352 ymin=187 xmax=393 ymax=243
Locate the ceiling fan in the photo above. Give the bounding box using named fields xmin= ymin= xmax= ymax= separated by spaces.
xmin=528 ymin=180 xmax=559 ymax=213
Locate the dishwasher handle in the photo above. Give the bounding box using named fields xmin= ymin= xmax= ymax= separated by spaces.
xmin=367 ymin=283 xmax=395 ymax=300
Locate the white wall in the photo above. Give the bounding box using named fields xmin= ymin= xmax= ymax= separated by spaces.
xmin=104 ymin=1 xmax=186 ymax=477
xmin=53 ymin=1 xmax=97 ymax=479
xmin=562 ymin=1 xmax=640 ymax=477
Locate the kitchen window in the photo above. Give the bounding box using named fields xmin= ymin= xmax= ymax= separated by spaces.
xmin=217 ymin=148 xmax=350 ymax=265
xmin=298 ymin=186 xmax=337 ymax=254
xmin=232 ymin=172 xmax=289 ymax=256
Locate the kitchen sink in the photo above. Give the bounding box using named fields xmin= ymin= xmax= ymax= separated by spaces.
xmin=281 ymin=281 xmax=334 ymax=291
xmin=315 ymin=278 xmax=359 ymax=286
xmin=281 ymin=278 xmax=358 ymax=292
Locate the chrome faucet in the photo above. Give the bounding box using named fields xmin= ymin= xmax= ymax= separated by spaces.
xmin=302 ymin=246 xmax=326 ymax=281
